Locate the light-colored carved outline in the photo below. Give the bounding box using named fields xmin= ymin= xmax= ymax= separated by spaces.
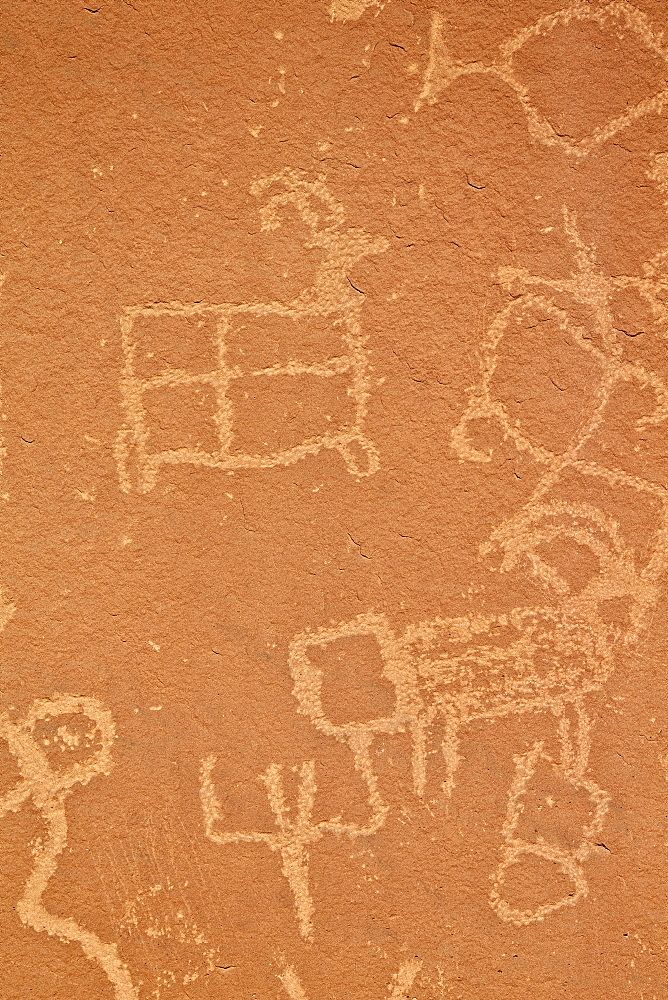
xmin=289 ymin=607 xmax=613 ymax=801
xmin=452 ymin=208 xmax=668 ymax=636
xmin=328 ymin=0 xmax=383 ymax=23
xmin=0 ymin=274 xmax=7 ymax=478
xmin=0 ymin=695 xmax=138 ymax=999
xmin=289 ymin=612 xmax=427 ymax=796
xmin=115 ymin=169 xmax=388 ymax=493
xmin=200 ymin=753 xmax=386 ymax=943
xmin=288 ymin=211 xmax=668 ymax=927
xmin=453 ymin=211 xmax=668 ymax=920
xmin=416 ymin=2 xmax=668 ymax=159
xmin=277 ymin=955 xmax=422 ymax=999
xmin=489 ymin=714 xmax=611 ymax=926
xmin=0 ymin=275 xmax=16 ymax=633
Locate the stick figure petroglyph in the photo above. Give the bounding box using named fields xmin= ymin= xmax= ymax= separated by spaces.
xmin=200 ymin=753 xmax=386 ymax=943
xmin=116 ymin=169 xmax=388 ymax=493
xmin=416 ymin=2 xmax=668 ymax=159
xmin=0 ymin=694 xmax=138 ymax=999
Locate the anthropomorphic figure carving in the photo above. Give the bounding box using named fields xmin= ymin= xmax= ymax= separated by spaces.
xmin=0 ymin=694 xmax=137 ymax=999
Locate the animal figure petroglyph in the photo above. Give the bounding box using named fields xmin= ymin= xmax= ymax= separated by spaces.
xmin=0 ymin=695 xmax=138 ymax=998
xmin=289 ymin=211 xmax=668 ymax=925
xmin=290 ymin=609 xmax=612 ymax=797
xmin=116 ymin=169 xmax=388 ymax=493
xmin=416 ymin=2 xmax=668 ymax=159
xmin=200 ymin=754 xmax=386 ymax=942
xmin=289 ymin=608 xmax=614 ymax=926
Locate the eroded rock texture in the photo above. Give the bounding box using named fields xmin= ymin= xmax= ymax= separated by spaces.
xmin=1 ymin=2 xmax=668 ymax=997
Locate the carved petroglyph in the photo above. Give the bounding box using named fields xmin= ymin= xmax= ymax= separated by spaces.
xmin=290 ymin=609 xmax=612 ymax=801
xmin=452 ymin=209 xmax=668 ymax=628
xmin=0 ymin=695 xmax=138 ymax=999
xmin=289 ymin=604 xmax=615 ymax=924
xmin=490 ymin=730 xmax=611 ymax=926
xmin=289 ymin=612 xmax=427 ymax=797
xmin=0 ymin=588 xmax=15 ymax=634
xmin=452 ymin=221 xmax=668 ymax=924
xmin=0 ymin=275 xmax=7 ymax=478
xmin=116 ymin=169 xmax=388 ymax=492
xmin=289 ymin=212 xmax=668 ymax=926
xmin=200 ymin=754 xmax=386 ymax=942
xmin=278 ymin=956 xmax=423 ymax=1000
xmin=328 ymin=0 xmax=382 ymax=23
xmin=416 ymin=3 xmax=668 ymax=158
xmin=278 ymin=961 xmax=309 ymax=1000
xmin=454 ymin=216 xmax=668 ymax=915
xmin=448 ymin=213 xmax=668 ymax=918
xmin=387 ymin=959 xmax=424 ymax=999
xmin=284 ymin=595 xmax=615 ymax=926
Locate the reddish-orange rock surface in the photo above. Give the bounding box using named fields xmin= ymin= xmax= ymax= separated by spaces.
xmin=2 ymin=2 xmax=668 ymax=997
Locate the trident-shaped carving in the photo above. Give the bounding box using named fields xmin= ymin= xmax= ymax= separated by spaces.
xmin=200 ymin=753 xmax=387 ymax=942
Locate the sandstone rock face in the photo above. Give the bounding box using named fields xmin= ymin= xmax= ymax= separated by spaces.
xmin=2 ymin=2 xmax=668 ymax=997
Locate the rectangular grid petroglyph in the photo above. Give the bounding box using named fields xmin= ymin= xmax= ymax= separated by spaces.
xmin=115 ymin=300 xmax=378 ymax=493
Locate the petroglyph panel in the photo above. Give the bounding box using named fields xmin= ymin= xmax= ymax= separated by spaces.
xmin=4 ymin=0 xmax=668 ymax=997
